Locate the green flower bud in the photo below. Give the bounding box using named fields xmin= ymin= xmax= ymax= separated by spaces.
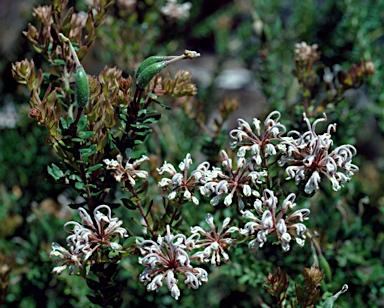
xmin=76 ymin=65 xmax=89 ymax=107
xmin=136 ymin=62 xmax=167 ymax=89
xmin=134 ymin=56 xmax=165 ymax=80
xmin=319 ymin=255 xmax=332 ymax=282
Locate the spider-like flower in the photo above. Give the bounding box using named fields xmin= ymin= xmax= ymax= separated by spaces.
xmin=294 ymin=41 xmax=320 ymax=63
xmin=137 ymin=225 xmax=207 ymax=300
xmin=160 ymin=0 xmax=192 ymax=20
xmin=199 ymin=150 xmax=266 ymax=209
xmin=190 ymin=214 xmax=238 ymax=266
xmin=104 ymin=154 xmax=149 ymax=189
xmin=50 ymin=243 xmax=84 ymax=275
xmin=278 ymin=113 xmax=359 ymax=194
xmin=240 ymin=189 xmax=309 ymax=252
xmin=229 ymin=111 xmax=286 ymax=168
xmin=157 ymin=153 xmax=209 ymax=205
xmin=50 ymin=205 xmax=128 ymax=275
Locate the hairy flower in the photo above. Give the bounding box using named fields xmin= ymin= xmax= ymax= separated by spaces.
xmin=104 ymin=154 xmax=149 ymax=189
xmin=199 ymin=150 xmax=266 ymax=209
xmin=190 ymin=214 xmax=238 ymax=266
xmin=229 ymin=111 xmax=286 ymax=167
xmin=278 ymin=113 xmax=358 ymax=194
xmin=160 ymin=0 xmax=192 ymax=20
xmin=157 ymin=153 xmax=209 ymax=205
xmin=294 ymin=41 xmax=320 ymax=63
xmin=137 ymin=225 xmax=207 ymax=300
xmin=50 ymin=243 xmax=84 ymax=275
xmin=240 ymin=189 xmax=309 ymax=252
xmin=50 ymin=205 xmax=128 ymax=275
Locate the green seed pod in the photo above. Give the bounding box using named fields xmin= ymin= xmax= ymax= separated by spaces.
xmin=76 ymin=65 xmax=89 ymax=107
xmin=136 ymin=62 xmax=167 ymax=89
xmin=135 ymin=56 xmax=165 ymax=80
xmin=319 ymin=255 xmax=332 ymax=282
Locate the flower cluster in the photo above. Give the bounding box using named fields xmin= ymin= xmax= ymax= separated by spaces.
xmin=279 ymin=113 xmax=359 ymax=194
xmin=157 ymin=153 xmax=208 ymax=205
xmin=50 ymin=205 xmax=128 ymax=275
xmin=157 ymin=151 xmax=266 ymax=209
xmin=104 ymin=154 xmax=149 ymax=189
xmin=199 ymin=150 xmax=266 ymax=209
xmin=160 ymin=0 xmax=192 ymax=20
xmin=294 ymin=41 xmax=320 ymax=64
xmin=195 ymin=111 xmax=286 ymax=208
xmin=229 ymin=111 xmax=286 ymax=166
xmin=190 ymin=214 xmax=238 ymax=266
xmin=240 ymin=189 xmax=309 ymax=252
xmin=137 ymin=225 xmax=207 ymax=300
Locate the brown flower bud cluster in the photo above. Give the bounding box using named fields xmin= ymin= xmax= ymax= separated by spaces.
xmin=155 ymin=70 xmax=198 ymax=97
xmin=24 ymin=0 xmax=113 ymax=65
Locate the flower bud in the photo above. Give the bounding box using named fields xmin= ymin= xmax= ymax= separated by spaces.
xmin=136 ymin=62 xmax=167 ymax=89
xmin=135 ymin=56 xmax=165 ymax=80
xmin=76 ymin=65 xmax=89 ymax=107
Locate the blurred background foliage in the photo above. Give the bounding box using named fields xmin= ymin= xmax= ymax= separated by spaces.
xmin=0 ymin=0 xmax=383 ymax=307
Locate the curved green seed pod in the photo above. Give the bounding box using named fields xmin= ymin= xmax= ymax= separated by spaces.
xmin=135 ymin=56 xmax=165 ymax=80
xmin=76 ymin=65 xmax=89 ymax=107
xmin=319 ymin=255 xmax=332 ymax=282
xmin=136 ymin=62 xmax=167 ymax=89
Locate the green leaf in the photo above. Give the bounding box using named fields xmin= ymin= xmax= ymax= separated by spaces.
xmin=90 ymin=190 xmax=104 ymax=197
xmin=75 ymin=181 xmax=85 ymax=190
xmin=47 ymin=164 xmax=64 ymax=180
xmin=130 ymin=150 xmax=147 ymax=159
xmin=79 ymin=144 xmax=97 ymax=158
xmin=295 ymin=284 xmax=305 ymax=304
xmin=60 ymin=117 xmax=74 ymax=130
xmin=152 ymin=99 xmax=172 ymax=110
xmin=322 ymin=285 xmax=348 ymax=308
xmin=53 ymin=59 xmax=66 ymax=66
xmin=108 ymin=249 xmax=120 ymax=258
xmin=121 ymin=198 xmax=137 ymax=210
xmin=69 ymin=174 xmax=82 ymax=182
xmin=87 ymin=163 xmax=103 ymax=173
xmin=142 ymin=114 xmax=161 ymax=124
xmin=77 ymin=114 xmax=87 ymax=132
xmin=319 ymin=255 xmax=332 ymax=282
xmin=71 ymin=137 xmax=83 ymax=142
xmin=78 ymin=131 xmax=95 ymax=139
xmin=123 ymin=237 xmax=136 ymax=249
xmin=107 ymin=130 xmax=117 ymax=149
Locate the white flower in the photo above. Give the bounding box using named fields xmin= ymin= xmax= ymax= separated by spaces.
xmin=240 ymin=189 xmax=309 ymax=252
xmin=50 ymin=205 xmax=127 ymax=275
xmin=279 ymin=113 xmax=358 ymax=193
xmin=138 ymin=225 xmax=207 ymax=300
xmin=191 ymin=215 xmax=238 ymax=266
xmin=160 ymin=0 xmax=192 ymax=20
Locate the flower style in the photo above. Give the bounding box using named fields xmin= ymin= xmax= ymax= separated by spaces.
xmin=104 ymin=154 xmax=149 ymax=189
xmin=157 ymin=153 xmax=209 ymax=205
xmin=229 ymin=111 xmax=286 ymax=168
xmin=190 ymin=214 xmax=239 ymax=266
xmin=240 ymin=189 xmax=309 ymax=252
xmin=50 ymin=205 xmax=128 ymax=275
xmin=137 ymin=225 xmax=208 ymax=300
xmin=278 ymin=113 xmax=359 ymax=194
